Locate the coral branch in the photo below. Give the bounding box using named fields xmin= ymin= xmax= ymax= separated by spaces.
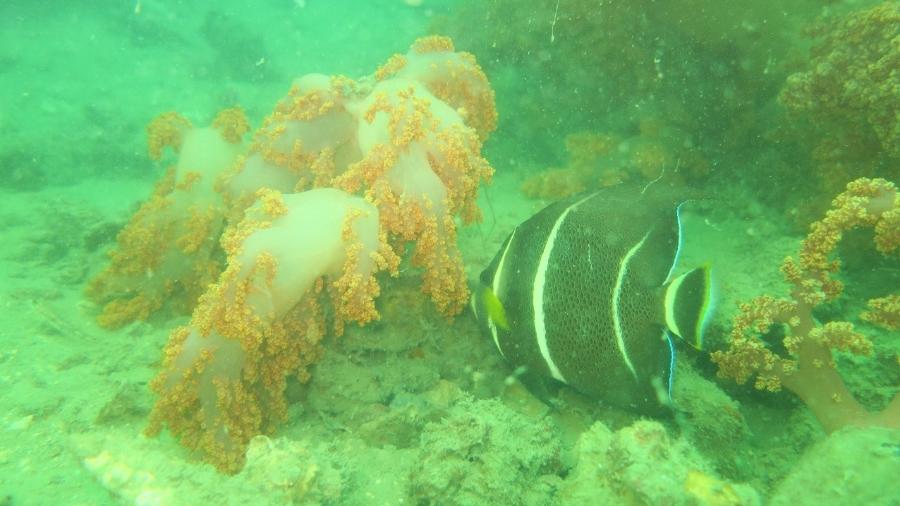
xmin=86 ymin=108 xmax=248 ymax=328
xmin=146 ymin=189 xmax=388 ymax=472
xmin=711 ymin=178 xmax=899 ymax=433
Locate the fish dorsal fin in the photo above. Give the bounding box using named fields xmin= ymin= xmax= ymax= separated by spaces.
xmin=662 ymin=201 xmax=687 ymax=285
xmin=663 ymin=265 xmax=713 ymax=349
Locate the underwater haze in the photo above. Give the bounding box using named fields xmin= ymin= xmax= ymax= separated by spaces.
xmin=0 ymin=0 xmax=898 ymax=505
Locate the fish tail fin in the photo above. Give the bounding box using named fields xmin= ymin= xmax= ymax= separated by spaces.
xmin=663 ymin=265 xmax=714 ymax=350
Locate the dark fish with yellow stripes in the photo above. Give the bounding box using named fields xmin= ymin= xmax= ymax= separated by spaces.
xmin=471 ymin=184 xmax=713 ymax=412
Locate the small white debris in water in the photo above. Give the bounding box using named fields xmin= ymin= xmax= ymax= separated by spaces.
xmin=9 ymin=414 xmax=34 ymax=431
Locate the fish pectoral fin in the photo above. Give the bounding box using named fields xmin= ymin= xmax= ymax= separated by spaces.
xmin=483 ymin=286 xmax=510 ymax=331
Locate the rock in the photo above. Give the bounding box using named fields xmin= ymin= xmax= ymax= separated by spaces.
xmin=559 ymin=419 xmax=759 ymax=505
xmin=408 ymin=397 xmax=561 ymax=505
xmin=770 ymin=427 xmax=900 ymax=505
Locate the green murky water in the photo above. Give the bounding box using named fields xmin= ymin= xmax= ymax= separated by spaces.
xmin=1 ymin=1 xmax=897 ymax=504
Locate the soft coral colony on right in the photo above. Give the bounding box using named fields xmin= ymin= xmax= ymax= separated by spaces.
xmin=712 ymin=177 xmax=899 ymax=433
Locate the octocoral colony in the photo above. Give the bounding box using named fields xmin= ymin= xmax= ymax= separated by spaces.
xmin=712 ymin=178 xmax=899 ymax=433
xmin=780 ymin=2 xmax=900 ymax=190
xmin=88 ymin=36 xmax=496 ymax=472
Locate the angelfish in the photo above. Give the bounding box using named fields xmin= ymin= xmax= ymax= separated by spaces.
xmin=471 ymin=185 xmax=713 ymax=411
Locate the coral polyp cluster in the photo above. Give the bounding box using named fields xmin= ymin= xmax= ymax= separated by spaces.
xmin=778 ymin=2 xmax=900 ymax=203
xmin=780 ymin=2 xmax=900 ymax=160
xmin=147 ymin=188 xmax=395 ymax=472
xmin=520 ymin=123 xmax=709 ymax=201
xmin=86 ymin=108 xmax=249 ymax=328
